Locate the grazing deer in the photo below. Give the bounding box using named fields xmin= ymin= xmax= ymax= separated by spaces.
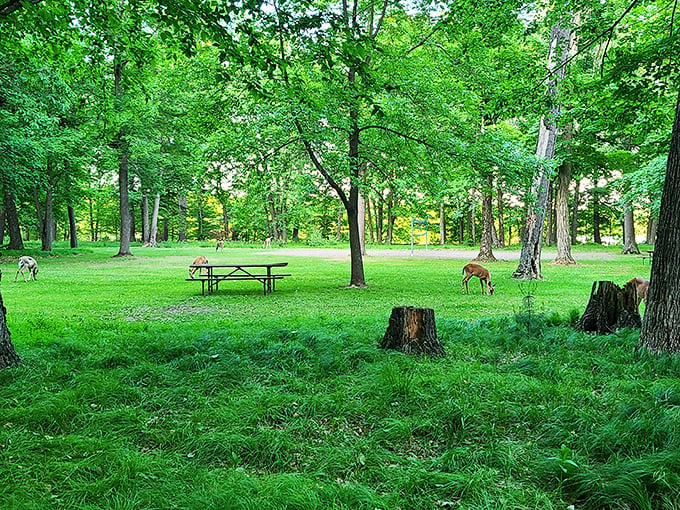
xmin=189 ymin=256 xmax=209 ymax=279
xmin=216 ymin=240 xmax=224 ymax=251
xmin=462 ymin=263 xmax=495 ymax=295
xmin=628 ymin=277 xmax=649 ymax=307
xmin=263 ymin=237 xmax=272 ymax=249
xmin=15 ymin=256 xmax=38 ymax=282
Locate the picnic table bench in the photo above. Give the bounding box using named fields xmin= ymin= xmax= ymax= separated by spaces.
xmin=186 ymin=262 xmax=290 ymax=295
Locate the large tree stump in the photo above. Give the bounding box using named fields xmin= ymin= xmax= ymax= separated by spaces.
xmin=0 ymin=290 xmax=21 ymax=369
xmin=380 ymin=307 xmax=445 ymax=357
xmin=576 ymin=280 xmax=641 ymax=334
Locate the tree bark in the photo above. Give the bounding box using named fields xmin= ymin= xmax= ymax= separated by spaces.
xmin=646 ymin=214 xmax=657 ymax=245
xmin=3 ymin=188 xmax=23 ymax=250
xmin=553 ymin=160 xmax=576 ymax=264
xmin=545 ymin=180 xmax=554 ymax=247
xmin=571 ymin=179 xmax=580 ymax=244
xmin=380 ymin=306 xmax=445 ymax=357
xmin=639 ymin=89 xmax=680 ymax=353
xmin=513 ymin=22 xmax=571 ymax=280
xmin=40 ymin=188 xmax=54 ymax=251
xmin=68 ymin=205 xmax=78 ymax=248
xmin=622 ymin=205 xmax=640 ymax=254
xmin=143 ymin=193 xmax=160 ymax=247
xmin=141 ymin=191 xmax=150 ymax=244
xmin=0 ymin=291 xmax=21 ymax=370
xmin=576 ymin=280 xmax=641 ymax=334
xmin=113 ymin=58 xmax=133 ymax=258
xmin=474 ymin=178 xmax=497 ymax=262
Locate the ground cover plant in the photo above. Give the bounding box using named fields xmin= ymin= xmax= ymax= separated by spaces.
xmin=2 ymin=243 xmax=678 ymax=509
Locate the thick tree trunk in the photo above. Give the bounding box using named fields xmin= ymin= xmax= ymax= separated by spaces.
xmin=68 ymin=205 xmax=78 ymax=248
xmin=639 ymin=89 xmax=680 ymax=353
xmin=513 ymin=22 xmax=571 ymax=280
xmin=380 ymin=306 xmax=445 ymax=357
xmin=622 ymin=205 xmax=640 ymax=254
xmin=0 ymin=291 xmax=21 ymax=370
xmin=553 ymin=161 xmax=576 ymax=264
xmin=577 ymin=280 xmax=641 ymax=334
xmin=474 ymin=181 xmax=497 ymax=262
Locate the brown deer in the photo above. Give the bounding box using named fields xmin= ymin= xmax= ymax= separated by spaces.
xmin=628 ymin=277 xmax=649 ymax=308
xmin=15 ymin=256 xmax=39 ymax=282
xmin=462 ymin=263 xmax=495 ymax=295
xmin=263 ymin=237 xmax=272 ymax=249
xmin=216 ymin=240 xmax=224 ymax=251
xmin=189 ymin=256 xmax=209 ymax=279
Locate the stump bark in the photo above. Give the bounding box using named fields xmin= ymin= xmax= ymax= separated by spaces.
xmin=380 ymin=306 xmax=445 ymax=357
xmin=576 ymin=280 xmax=641 ymax=334
xmin=0 ymin=290 xmax=21 ymax=369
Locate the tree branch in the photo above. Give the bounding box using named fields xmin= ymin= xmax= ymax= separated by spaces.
xmin=359 ymin=125 xmax=458 ymax=156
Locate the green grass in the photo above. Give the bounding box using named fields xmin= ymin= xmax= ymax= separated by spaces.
xmin=2 ymin=242 xmax=678 ymax=509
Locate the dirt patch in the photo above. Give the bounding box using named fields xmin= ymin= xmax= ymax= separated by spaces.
xmin=125 ymin=303 xmax=218 ymax=322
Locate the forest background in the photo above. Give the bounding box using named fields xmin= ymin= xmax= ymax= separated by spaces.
xmin=1 ymin=0 xmax=676 ymax=270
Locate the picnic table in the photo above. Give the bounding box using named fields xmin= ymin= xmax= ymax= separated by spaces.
xmin=641 ymin=250 xmax=654 ymax=265
xmin=187 ymin=262 xmax=290 ymax=295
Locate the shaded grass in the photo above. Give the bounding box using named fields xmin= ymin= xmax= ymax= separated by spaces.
xmin=2 ymin=242 xmax=675 ymax=509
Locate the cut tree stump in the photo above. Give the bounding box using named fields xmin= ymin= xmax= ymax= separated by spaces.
xmin=380 ymin=306 xmax=445 ymax=357
xmin=576 ymin=280 xmax=641 ymax=334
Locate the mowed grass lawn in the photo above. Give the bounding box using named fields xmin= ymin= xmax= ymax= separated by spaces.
xmin=2 ymin=242 xmax=679 ymax=510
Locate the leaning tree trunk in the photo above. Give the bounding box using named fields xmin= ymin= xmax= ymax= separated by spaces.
xmin=577 ymin=280 xmax=641 ymax=334
xmin=639 ymin=89 xmax=680 ymax=353
xmin=0 ymin=290 xmax=21 ymax=369
xmin=513 ymin=22 xmax=571 ymax=280
xmin=553 ymin=160 xmax=576 ymax=264
xmin=380 ymin=307 xmax=445 ymax=357
xmin=622 ymin=205 xmax=640 ymax=254
xmin=474 ymin=180 xmax=497 ymax=262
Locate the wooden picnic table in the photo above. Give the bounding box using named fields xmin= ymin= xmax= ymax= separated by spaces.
xmin=187 ymin=262 xmax=290 ymax=295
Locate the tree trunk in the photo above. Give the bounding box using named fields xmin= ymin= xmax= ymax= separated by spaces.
xmin=576 ymin=280 xmax=641 ymax=334
xmin=113 ymin=58 xmax=133 ymax=258
xmin=593 ymin=190 xmax=602 ymax=244
xmin=386 ymin=195 xmax=395 ymax=245
xmin=622 ymin=205 xmax=640 ymax=254
xmin=513 ymin=22 xmax=571 ymax=280
xmin=40 ymin=188 xmax=54 ymax=252
xmin=375 ymin=198 xmax=383 ymax=243
xmin=162 ymin=217 xmax=169 ymax=242
xmin=380 ymin=306 xmax=445 ymax=357
xmin=571 ymin=179 xmax=581 ymax=244
xmin=0 ymin=291 xmax=21 ymax=370
xmin=336 ymin=200 xmax=344 ymax=241
xmin=367 ymin=198 xmax=375 ymax=243
xmin=496 ymin=187 xmax=505 ymax=248
xmin=553 ymin=161 xmax=576 ymax=264
xmin=545 ymin=180 xmax=554 ymax=247
xmin=0 ymin=211 xmax=5 ymax=245
xmin=129 ymin=202 xmax=136 ymax=243
xmin=68 ymin=205 xmax=78 ymax=248
xmin=639 ymin=89 xmax=680 ymax=353
xmin=177 ymin=194 xmax=187 ymax=242
xmin=474 ymin=180 xmax=497 ymax=262
xmin=144 ymin=193 xmax=160 ymax=247
xmin=439 ymin=202 xmax=446 ymax=245
xmin=141 ymin=191 xmax=150 ymax=244
xmin=646 ymin=214 xmax=657 ymax=245
xmin=4 ymin=188 xmax=23 ymax=250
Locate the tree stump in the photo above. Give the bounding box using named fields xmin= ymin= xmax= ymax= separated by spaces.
xmin=380 ymin=307 xmax=445 ymax=357
xmin=576 ymin=280 xmax=641 ymax=334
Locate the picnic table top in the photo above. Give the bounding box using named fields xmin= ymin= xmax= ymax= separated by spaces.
xmin=189 ymin=262 xmax=289 ymax=268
